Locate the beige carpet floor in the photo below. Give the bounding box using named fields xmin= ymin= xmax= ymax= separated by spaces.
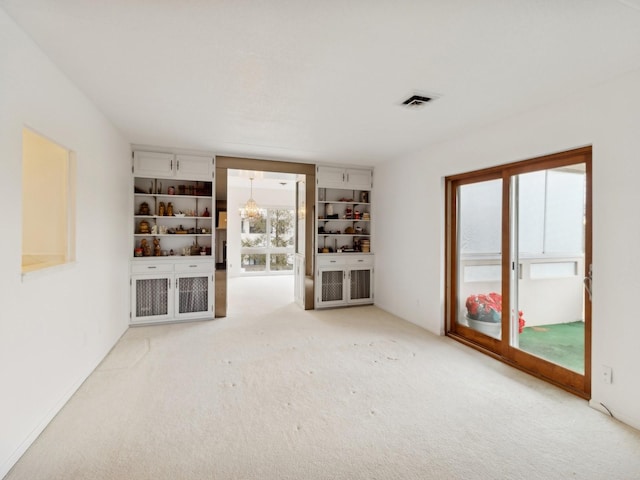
xmin=6 ymin=276 xmax=640 ymax=479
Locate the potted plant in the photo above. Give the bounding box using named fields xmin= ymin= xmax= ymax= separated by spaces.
xmin=465 ymin=293 xmax=525 ymax=336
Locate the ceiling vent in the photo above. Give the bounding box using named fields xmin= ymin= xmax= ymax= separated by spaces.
xmin=401 ymin=94 xmax=434 ymax=109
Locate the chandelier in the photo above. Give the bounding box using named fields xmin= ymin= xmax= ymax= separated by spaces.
xmin=244 ymin=177 xmax=260 ymax=220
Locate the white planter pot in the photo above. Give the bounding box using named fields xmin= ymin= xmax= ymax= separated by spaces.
xmin=466 ymin=315 xmax=501 ymax=337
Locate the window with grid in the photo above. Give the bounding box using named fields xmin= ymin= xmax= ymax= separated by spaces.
xmin=240 ymin=208 xmax=295 ymax=274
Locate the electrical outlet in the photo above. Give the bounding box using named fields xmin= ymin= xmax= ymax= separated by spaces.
xmin=602 ymin=365 xmax=613 ymax=384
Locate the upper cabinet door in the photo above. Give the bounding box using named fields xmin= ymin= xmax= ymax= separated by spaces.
xmin=133 ymin=151 xmax=175 ymax=178
xmin=175 ymin=154 xmax=215 ymax=181
xmin=345 ymin=168 xmax=372 ymax=190
xmin=317 ymin=165 xmax=372 ymax=190
xmin=317 ymin=166 xmax=346 ymax=188
xmin=133 ymin=151 xmax=214 ymax=180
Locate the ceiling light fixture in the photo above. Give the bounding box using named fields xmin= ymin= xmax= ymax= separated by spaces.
xmin=243 ymin=177 xmax=260 ymax=220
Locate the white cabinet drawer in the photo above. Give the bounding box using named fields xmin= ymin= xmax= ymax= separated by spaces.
xmin=317 ymin=254 xmax=373 ymax=267
xmin=174 ymin=262 xmax=214 ymax=273
xmin=317 ymin=256 xmax=347 ymax=267
xmin=348 ymin=256 xmax=373 ymax=267
xmin=131 ymin=263 xmax=174 ymax=274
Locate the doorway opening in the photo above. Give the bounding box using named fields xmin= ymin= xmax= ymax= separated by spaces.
xmin=445 ymin=146 xmax=592 ymax=398
xmin=225 ymin=169 xmax=297 ymax=313
xmin=215 ymin=157 xmax=315 ymax=318
xmin=228 ymin=169 xmax=297 ymax=276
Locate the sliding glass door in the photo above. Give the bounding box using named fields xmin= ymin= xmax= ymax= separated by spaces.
xmin=446 ymin=147 xmax=592 ymax=397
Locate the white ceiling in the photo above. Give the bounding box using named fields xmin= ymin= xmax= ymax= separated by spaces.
xmin=3 ymin=0 xmax=640 ymax=166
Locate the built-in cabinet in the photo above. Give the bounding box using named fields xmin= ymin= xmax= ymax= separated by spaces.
xmin=131 ymin=149 xmax=215 ymax=324
xmin=315 ymin=165 xmax=374 ymax=308
xmin=316 ymin=166 xmax=372 ymax=190
xmin=131 ymin=262 xmax=214 ymax=324
xmin=316 ymin=255 xmax=373 ymax=308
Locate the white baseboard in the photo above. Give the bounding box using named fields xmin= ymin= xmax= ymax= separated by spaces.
xmin=589 ymin=399 xmax=640 ymax=431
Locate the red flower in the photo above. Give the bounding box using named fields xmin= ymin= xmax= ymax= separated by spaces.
xmin=465 ymin=293 xmax=526 ymax=332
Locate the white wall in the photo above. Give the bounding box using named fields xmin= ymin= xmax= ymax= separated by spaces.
xmin=0 ymin=9 xmax=131 ymax=477
xmin=374 ymin=68 xmax=640 ymax=430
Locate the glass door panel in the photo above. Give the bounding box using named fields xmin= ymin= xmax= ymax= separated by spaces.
xmin=511 ymin=166 xmax=586 ymax=373
xmin=457 ymin=179 xmax=503 ymax=340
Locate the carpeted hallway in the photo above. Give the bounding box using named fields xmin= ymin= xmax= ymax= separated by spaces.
xmin=5 ymin=276 xmax=640 ymax=479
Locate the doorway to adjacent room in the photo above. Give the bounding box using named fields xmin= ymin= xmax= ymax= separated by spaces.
xmin=215 ymin=157 xmax=315 ymax=317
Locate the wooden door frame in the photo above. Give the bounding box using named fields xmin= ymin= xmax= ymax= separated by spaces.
xmin=215 ymin=156 xmax=316 ymax=315
xmin=444 ymin=146 xmax=592 ymax=398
